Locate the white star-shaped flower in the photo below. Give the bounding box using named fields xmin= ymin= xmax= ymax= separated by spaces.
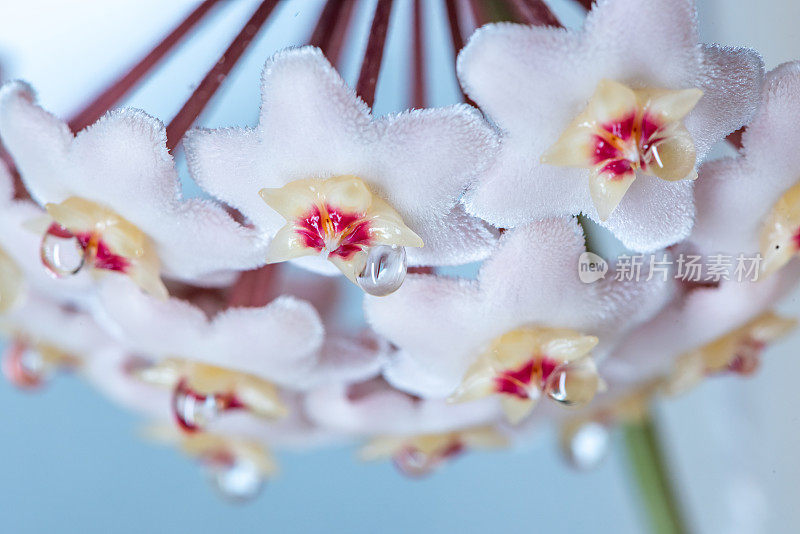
xmin=184 ymin=46 xmax=500 ymax=288
xmin=365 ymin=216 xmax=672 ymax=423
xmin=457 ymin=0 xmax=763 ymax=251
xmin=693 ymin=62 xmax=800 ymax=277
xmin=0 ymin=82 xmax=268 ymax=298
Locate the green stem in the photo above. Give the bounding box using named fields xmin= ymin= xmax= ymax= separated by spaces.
xmin=622 ymin=417 xmax=689 ymax=534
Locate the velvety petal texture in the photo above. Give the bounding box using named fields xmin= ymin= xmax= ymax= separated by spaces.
xmin=0 ymin=82 xmax=268 ymax=283
xmin=97 ymin=277 xmax=384 ymax=389
xmin=692 ymin=62 xmax=800 ymax=267
xmin=365 ymin=216 xmax=673 ymax=398
xmin=305 ymin=381 xmax=502 ymax=436
xmin=458 ymin=0 xmax=763 ymax=252
xmin=185 ymin=46 xmax=500 ymax=274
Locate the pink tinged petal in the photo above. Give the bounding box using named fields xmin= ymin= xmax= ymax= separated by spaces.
xmin=0 ymin=82 xmax=74 ymax=204
xmin=98 ymin=278 xmax=330 ymax=389
xmin=692 ymin=62 xmax=800 ymax=263
xmin=304 ymin=382 xmax=501 ymax=436
xmin=686 ymin=44 xmax=764 ymax=160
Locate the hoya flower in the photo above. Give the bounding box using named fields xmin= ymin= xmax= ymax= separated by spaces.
xmin=664 ymin=311 xmax=796 ymax=395
xmin=185 ymin=46 xmax=499 ymax=294
xmin=0 ymin=295 xmax=112 ymax=389
xmin=0 ymin=161 xmax=97 ymax=308
xmin=97 ymin=277 xmax=385 ymax=431
xmin=457 ymin=0 xmax=763 ymax=251
xmin=602 ymin=262 xmax=800 ymax=390
xmin=0 ymin=82 xmax=267 ymax=298
xmin=365 ymin=217 xmax=672 ymax=423
xmin=693 ymin=62 xmax=800 ymax=277
xmin=84 ymin=349 xmax=337 ymax=501
xmin=305 ymin=380 xmax=506 ymax=476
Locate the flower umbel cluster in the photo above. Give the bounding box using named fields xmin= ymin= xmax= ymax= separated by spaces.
xmin=0 ymin=0 xmax=798 ymax=499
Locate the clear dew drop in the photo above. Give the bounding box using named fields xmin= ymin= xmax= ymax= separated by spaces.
xmin=562 ymin=421 xmax=610 ymax=471
xmin=207 ymin=459 xmax=265 ymax=503
xmin=1 ymin=342 xmax=50 ymax=389
xmin=544 ymin=359 xmax=600 ymax=408
xmin=392 ymin=448 xmax=438 ymax=478
xmin=172 ymin=381 xmax=221 ymax=432
xmin=356 ymin=245 xmax=407 ymax=297
xmin=40 ymin=231 xmax=85 ymax=278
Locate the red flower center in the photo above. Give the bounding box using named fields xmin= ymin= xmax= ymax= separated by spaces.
xmin=494 ymin=356 xmax=559 ymax=399
xmin=591 ymin=112 xmax=666 ymax=180
xmin=46 ymin=222 xmax=131 ymax=273
xmin=295 ymin=204 xmax=372 ymax=260
xmin=172 ymin=379 xmax=245 ymax=433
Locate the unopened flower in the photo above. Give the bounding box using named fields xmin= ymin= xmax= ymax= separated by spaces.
xmin=693 ymin=62 xmax=800 ymax=277
xmin=0 ymin=82 xmax=267 ymax=298
xmin=365 ymin=217 xmax=672 ymax=423
xmin=185 ymin=47 xmax=499 ymax=293
xmin=458 ymin=0 xmax=763 ymax=251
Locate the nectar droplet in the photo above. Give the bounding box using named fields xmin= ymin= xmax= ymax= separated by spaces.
xmin=357 ymin=245 xmax=407 ymax=297
xmin=40 ymin=226 xmax=85 ymax=278
xmin=561 ymin=421 xmax=610 ymax=471
xmin=207 ymin=459 xmax=265 ymax=503
xmin=2 ymin=341 xmax=49 ymax=389
xmin=172 ymin=380 xmax=221 ymax=432
xmin=544 ymin=359 xmax=600 ymax=408
xmin=392 ymin=447 xmax=439 ymax=478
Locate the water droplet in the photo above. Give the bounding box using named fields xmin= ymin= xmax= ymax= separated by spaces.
xmin=207 ymin=459 xmax=265 ymax=503
xmin=728 ymin=339 xmax=763 ymax=376
xmin=40 ymin=229 xmax=85 ymax=278
xmin=357 ymin=245 xmax=407 ymax=296
xmin=544 ymin=359 xmax=600 ymax=407
xmin=561 ymin=421 xmax=610 ymax=470
xmin=172 ymin=380 xmax=221 ymax=432
xmin=1 ymin=341 xmax=49 ymax=389
xmin=392 ymin=447 xmax=439 ymax=478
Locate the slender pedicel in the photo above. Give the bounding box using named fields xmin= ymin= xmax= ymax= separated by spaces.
xmin=355 ymin=0 xmax=394 ymax=108
xmin=68 ymin=0 xmax=225 ymax=132
xmin=165 ymin=0 xmax=281 ymax=152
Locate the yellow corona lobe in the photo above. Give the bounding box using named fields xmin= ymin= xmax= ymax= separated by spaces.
xmin=0 ymin=246 xmax=23 ymax=313
xmin=760 ymin=181 xmax=800 ymax=277
xmin=665 ymin=311 xmax=797 ymax=395
xmin=136 ymin=357 xmax=288 ymax=422
xmin=448 ymin=327 xmax=601 ymax=424
xmin=259 ymin=175 xmax=423 ymax=282
xmin=35 ymin=196 xmax=166 ymax=298
xmin=360 ymin=426 xmax=508 ymax=476
xmin=542 ymin=80 xmax=702 ymax=220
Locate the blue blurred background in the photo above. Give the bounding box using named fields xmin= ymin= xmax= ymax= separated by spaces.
xmin=0 ymin=1 xmax=799 ymax=532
